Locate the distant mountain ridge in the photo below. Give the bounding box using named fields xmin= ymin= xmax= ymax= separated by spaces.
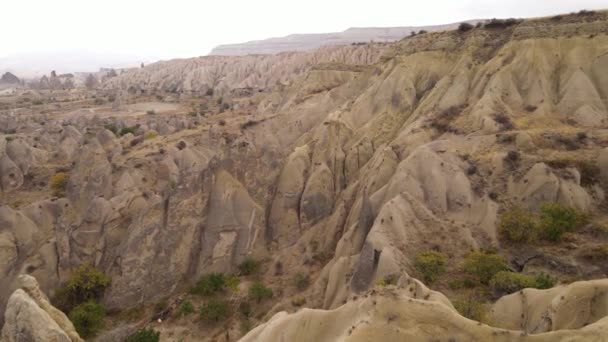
xmin=209 ymin=21 xmax=478 ymax=56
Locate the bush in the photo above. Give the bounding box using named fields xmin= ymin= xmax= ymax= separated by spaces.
xmin=414 ymin=251 xmax=446 ymax=283
xmin=490 ymin=271 xmax=536 ymax=295
xmin=126 ymin=328 xmax=160 ymax=342
xmin=534 ymin=272 xmax=557 ymax=289
xmin=94 ymin=98 xmax=106 ymax=105
xmin=293 ymin=273 xmax=310 ymax=291
xmin=199 ymin=299 xmax=229 ymax=322
xmin=50 ymin=172 xmax=68 ymax=197
xmin=177 ymin=300 xmax=194 ymax=317
xmin=248 ymin=282 xmax=273 ymax=303
xmin=190 ymin=273 xmax=225 ymax=296
xmin=206 ymin=88 xmax=214 ymax=96
xmin=458 ymin=22 xmax=474 ymax=32
xmin=54 ymin=265 xmax=110 ymax=312
xmin=499 ymin=207 xmax=538 ymax=242
xmin=538 ymin=203 xmax=585 ymax=241
xmin=69 ymin=301 xmax=105 ymax=338
xmin=462 ymin=251 xmax=507 ymax=284
xmin=453 ymin=296 xmax=487 ymax=322
xmin=119 ymin=126 xmax=138 ymax=137
xmin=490 ymin=271 xmax=557 ymax=296
xmin=484 ymin=18 xmax=521 ymax=29
xmin=238 ymin=258 xmax=260 ymax=276
xmin=146 ymin=110 xmax=156 ymax=115
xmin=226 ymin=276 xmax=240 ymax=292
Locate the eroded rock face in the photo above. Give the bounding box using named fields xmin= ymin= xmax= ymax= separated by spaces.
xmin=1 ymin=275 xmax=82 ymax=342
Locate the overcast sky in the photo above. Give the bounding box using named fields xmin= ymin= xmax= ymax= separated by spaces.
xmin=1 ymin=0 xmax=606 ymax=60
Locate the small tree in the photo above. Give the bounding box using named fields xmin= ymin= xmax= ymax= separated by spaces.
xmin=177 ymin=300 xmax=194 ymax=317
xmin=248 ymin=282 xmax=273 ymax=303
xmin=414 ymin=251 xmax=447 ymax=283
xmin=238 ymin=258 xmax=260 ymax=276
xmin=54 ymin=264 xmax=110 ymax=312
xmin=190 ymin=273 xmax=225 ymax=296
xmin=69 ymin=301 xmax=105 ymax=338
xmin=199 ymin=299 xmax=229 ymax=322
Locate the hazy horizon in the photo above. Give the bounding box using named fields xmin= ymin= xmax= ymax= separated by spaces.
xmin=1 ymin=0 xmax=606 ymax=76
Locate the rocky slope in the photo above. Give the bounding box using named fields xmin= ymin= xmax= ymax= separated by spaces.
xmin=103 ymin=44 xmax=387 ymax=95
xmin=1 ymin=10 xmax=608 ymax=342
xmin=209 ymin=22 xmax=476 ymax=56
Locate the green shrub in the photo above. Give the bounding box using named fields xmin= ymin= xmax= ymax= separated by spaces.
xmin=177 ymin=300 xmax=194 ymax=317
xmin=293 ymin=273 xmax=310 ymax=291
xmin=226 ymin=276 xmax=240 ymax=292
xmin=190 ymin=273 xmax=225 ymax=296
xmin=453 ymin=296 xmax=487 ymax=322
xmin=199 ymin=299 xmax=229 ymax=321
xmin=146 ymin=110 xmax=155 ymax=115
xmin=500 ymin=207 xmax=539 ymax=242
xmin=248 ymin=282 xmax=273 ymax=303
xmin=490 ymin=271 xmax=537 ymax=295
xmin=414 ymin=251 xmax=447 ymax=283
xmin=490 ymin=271 xmax=558 ymax=296
xmin=118 ymin=126 xmax=138 ymax=137
xmin=50 ymin=172 xmax=69 ymax=197
xmin=54 ymin=265 xmax=110 ymax=312
xmin=238 ymin=258 xmax=260 ymax=276
xmin=462 ymin=251 xmax=507 ymax=284
xmin=126 ymin=328 xmax=160 ymax=342
xmin=534 ymin=273 xmax=558 ymax=289
xmin=538 ymin=203 xmax=585 ymax=241
xmin=68 ymin=301 xmax=105 ymax=338
xmin=94 ymin=98 xmax=106 ymax=105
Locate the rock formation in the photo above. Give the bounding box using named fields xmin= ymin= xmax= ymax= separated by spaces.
xmin=1 ymin=275 xmax=82 ymax=342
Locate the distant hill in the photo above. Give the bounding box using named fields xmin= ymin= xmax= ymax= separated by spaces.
xmin=209 ymin=21 xmax=478 ymax=56
xmin=0 ymin=50 xmax=157 ymax=79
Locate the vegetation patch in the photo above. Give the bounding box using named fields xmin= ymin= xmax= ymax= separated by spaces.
xmin=199 ymin=298 xmax=229 ymax=322
xmin=538 ymin=202 xmax=586 ymax=241
xmin=462 ymin=251 xmax=507 ymax=285
xmin=500 ymin=207 xmax=538 ymax=242
xmin=414 ymin=251 xmax=447 ymax=283
xmin=490 ymin=271 xmax=556 ymax=296
xmin=126 ymin=328 xmax=160 ymax=342
xmin=293 ymin=273 xmax=310 ymax=291
xmin=68 ymin=301 xmax=105 ymax=339
xmin=190 ymin=273 xmax=226 ymax=296
xmin=53 ymin=264 xmax=110 ymax=312
xmin=177 ymin=300 xmax=195 ymax=317
xmin=238 ymin=258 xmax=261 ymax=276
xmin=249 ymin=282 xmax=273 ymax=303
xmin=453 ymin=296 xmax=488 ymax=322
xmin=50 ymin=172 xmax=69 ymax=197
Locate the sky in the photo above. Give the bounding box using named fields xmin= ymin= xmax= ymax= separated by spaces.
xmin=1 ymin=0 xmax=606 ymax=61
